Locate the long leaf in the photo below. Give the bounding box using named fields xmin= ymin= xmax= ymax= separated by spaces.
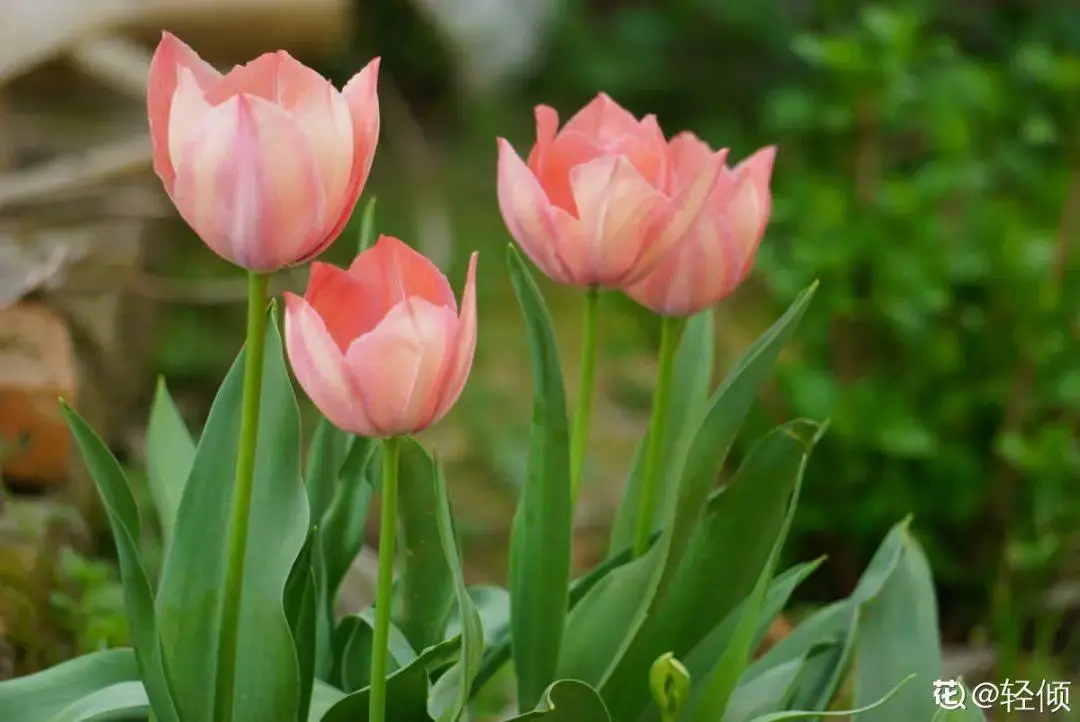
xmin=0 ymin=649 xmax=139 ymax=722
xmin=61 ymin=406 xmax=179 ymax=722
xmin=305 ymin=417 xmax=351 ymax=524
xmin=47 ymin=681 xmax=148 ymax=721
xmin=155 ymin=306 xmax=309 ymax=722
xmin=332 ymin=608 xmax=417 ymax=692
xmin=505 ymin=679 xmax=612 ymax=721
xmin=392 ymin=439 xmax=454 ymax=652
xmin=506 ymin=244 xmax=573 ymax=710
xmin=428 ymin=456 xmax=485 ymax=722
xmin=558 ymin=286 xmax=817 ymax=691
xmin=321 ymin=636 xmax=462 ymax=722
xmin=145 ymin=379 xmax=196 ymax=551
xmin=605 ymin=422 xmax=819 ymax=721
xmin=688 ymin=421 xmax=820 ymax=722
xmin=286 ymin=529 xmax=320 ymax=722
xmin=318 ymin=435 xmax=377 ymax=678
xmin=853 ymin=528 xmax=941 ymax=721
xmin=749 ymin=674 xmax=915 ymax=721
xmin=609 ymin=309 xmax=715 ymax=553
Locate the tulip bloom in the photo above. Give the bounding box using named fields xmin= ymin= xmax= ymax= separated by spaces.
xmin=147 ymin=32 xmax=381 ymax=273
xmin=496 ymin=93 xmax=726 ymax=288
xmin=625 ymin=140 xmax=776 ymax=316
xmin=284 ymin=236 xmax=477 ymax=438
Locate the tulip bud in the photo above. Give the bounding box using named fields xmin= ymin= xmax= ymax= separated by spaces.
xmin=284 ymin=236 xmax=478 ymax=438
xmin=147 ymin=32 xmax=381 ymax=273
xmin=496 ymin=93 xmax=726 ymax=288
xmin=625 ymin=141 xmax=776 ymax=316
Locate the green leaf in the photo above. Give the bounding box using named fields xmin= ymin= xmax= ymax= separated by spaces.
xmin=321 ymin=436 xmax=377 ymax=599
xmin=853 ymin=528 xmax=942 ymax=721
xmin=332 ymin=608 xmax=417 ymax=692
xmin=557 ymin=286 xmax=817 ymax=692
xmin=665 ymin=285 xmax=817 ymax=588
xmin=748 ymin=674 xmax=916 ymax=721
xmin=60 ymin=406 xmax=179 ymax=722
xmin=506 ymin=244 xmax=573 ymax=711
xmin=609 ymin=309 xmax=715 ymax=553
xmin=304 ymin=419 xmax=352 ymax=680
xmin=747 ymin=602 xmax=855 ymax=713
xmin=676 ymin=559 xmax=825 ymax=703
xmin=357 ymin=195 xmax=378 ymax=254
xmin=305 ymin=417 xmax=351 ymax=524
xmin=47 ymin=681 xmax=148 ymax=721
xmin=604 ymin=422 xmax=819 ymax=721
xmin=321 ymin=636 xmax=462 ymax=722
xmin=505 ymin=679 xmax=612 ymax=721
xmin=472 ymin=535 xmax=656 ymax=699
xmin=723 ymin=655 xmax=804 ymax=722
xmin=688 ymin=421 xmax=820 ymax=722
xmin=310 ymin=680 xmax=347 ymax=721
xmin=428 ymin=456 xmax=485 ymax=722
xmin=286 ymin=529 xmax=320 ymax=722
xmin=0 ymin=649 xmax=139 ymax=722
xmin=155 ymin=306 xmax=309 ymax=722
xmin=392 ymin=439 xmax=454 ymax=652
xmin=746 ymin=520 xmax=913 ymax=714
xmin=318 ymin=435 xmax=377 ymax=680
xmin=145 ymin=379 xmax=196 ymax=551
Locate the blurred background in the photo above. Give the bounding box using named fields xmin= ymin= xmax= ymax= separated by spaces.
xmin=1 ymin=0 xmax=1079 ymax=696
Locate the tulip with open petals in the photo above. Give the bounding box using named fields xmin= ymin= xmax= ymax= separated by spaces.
xmin=147 ymin=32 xmax=380 ymax=273
xmin=284 ymin=236 xmax=477 ymax=438
xmin=496 ymin=93 xmax=726 ymax=288
xmin=623 ymin=140 xmax=775 ymax=316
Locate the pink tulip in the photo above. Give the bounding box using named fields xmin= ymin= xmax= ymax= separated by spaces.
xmin=624 ymin=139 xmax=776 ymax=316
xmin=284 ymin=236 xmax=477 ymax=438
xmin=496 ymin=93 xmax=726 ymax=288
xmin=147 ymin=32 xmax=380 ymax=273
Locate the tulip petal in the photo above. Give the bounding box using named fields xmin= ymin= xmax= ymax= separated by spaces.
xmin=285 ymin=292 xmax=370 ymax=435
xmin=431 ymin=252 xmax=478 ymax=420
xmin=630 ymin=150 xmax=725 ymax=284
xmin=727 ymin=146 xmax=776 ymax=253
xmin=172 ymin=93 xmax=326 ymax=272
xmin=303 ymin=262 xmax=369 ymax=352
xmin=147 ymin=32 xmax=221 ymax=190
xmin=560 ymin=154 xmax=663 ymax=285
xmin=290 ymin=83 xmax=354 ymax=215
xmin=345 ymin=235 xmax=456 ymax=337
xmin=345 ymin=298 xmax=458 ymax=436
xmin=311 ymin=58 xmax=382 ymax=252
xmin=563 ymin=93 xmax=639 ymax=140
xmin=497 ymin=138 xmax=575 ymax=284
xmin=167 ymin=69 xmax=214 ymax=180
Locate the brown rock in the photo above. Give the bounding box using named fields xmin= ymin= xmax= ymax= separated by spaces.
xmin=0 ymin=302 xmax=76 ymax=485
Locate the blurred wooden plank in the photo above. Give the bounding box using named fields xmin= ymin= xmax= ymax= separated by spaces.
xmin=0 ymin=0 xmax=349 ymax=87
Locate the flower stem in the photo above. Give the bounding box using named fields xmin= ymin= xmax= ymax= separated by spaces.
xmin=369 ymin=436 xmax=402 ymax=722
xmin=569 ymin=285 xmax=601 ymax=510
xmin=216 ymin=271 xmax=269 ymax=722
xmin=633 ymin=315 xmax=683 ymax=558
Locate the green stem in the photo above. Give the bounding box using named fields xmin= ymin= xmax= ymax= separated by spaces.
xmin=569 ymin=286 xmax=601 ymax=509
xmin=369 ymin=436 xmax=402 ymax=722
xmin=633 ymin=315 xmax=683 ymax=558
xmin=215 ymin=272 xmax=270 ymax=722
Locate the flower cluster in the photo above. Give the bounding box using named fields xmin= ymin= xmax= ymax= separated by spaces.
xmin=149 ymin=34 xmax=775 ymax=441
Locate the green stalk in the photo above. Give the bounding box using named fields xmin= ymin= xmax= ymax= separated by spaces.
xmin=569 ymin=286 xmax=601 ymax=509
xmin=215 ymin=272 xmax=270 ymax=722
xmin=369 ymin=436 xmax=402 ymax=722
xmin=633 ymin=315 xmax=683 ymax=558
